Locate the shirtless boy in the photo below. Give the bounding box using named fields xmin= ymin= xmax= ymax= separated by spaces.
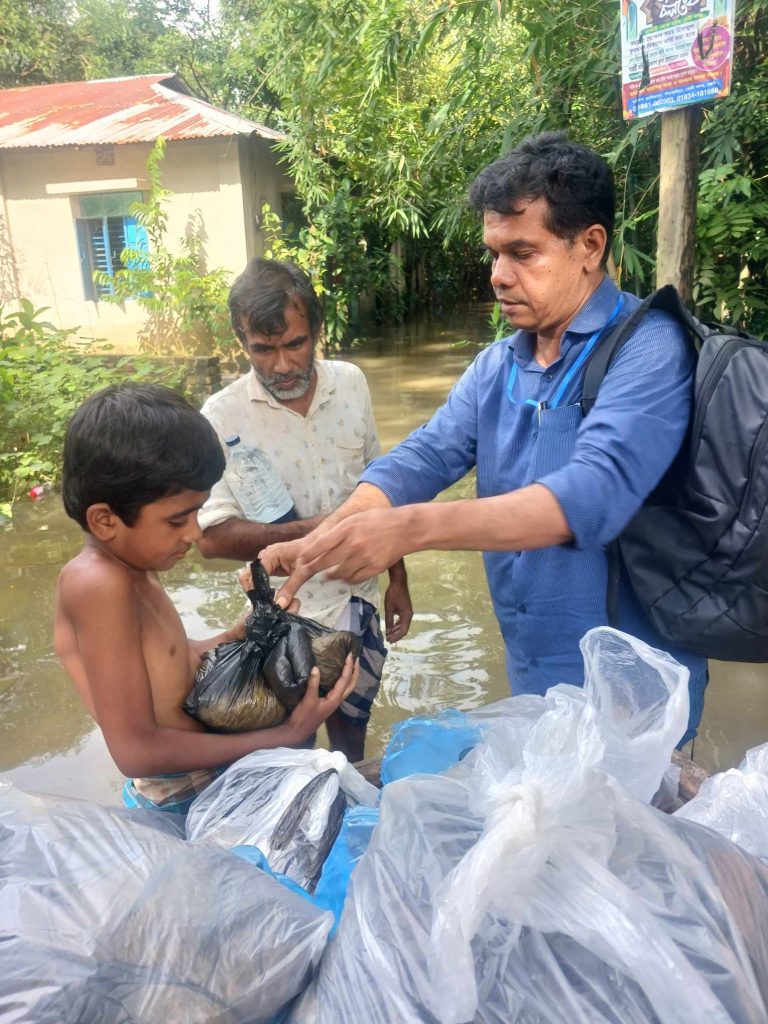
xmin=54 ymin=382 xmax=357 ymax=812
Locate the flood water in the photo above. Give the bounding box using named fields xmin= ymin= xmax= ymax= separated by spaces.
xmin=1 ymin=306 xmax=767 ymax=804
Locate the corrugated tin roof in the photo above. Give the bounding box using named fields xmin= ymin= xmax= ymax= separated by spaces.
xmin=0 ymin=74 xmax=284 ymax=149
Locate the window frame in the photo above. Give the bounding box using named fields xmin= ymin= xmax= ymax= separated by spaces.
xmin=74 ymin=191 xmax=147 ymax=302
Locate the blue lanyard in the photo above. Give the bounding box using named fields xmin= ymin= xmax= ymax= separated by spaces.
xmin=506 ymin=294 xmax=625 ymax=410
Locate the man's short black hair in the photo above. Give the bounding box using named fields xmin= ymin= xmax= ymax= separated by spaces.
xmin=228 ymin=258 xmax=324 ymax=345
xmin=469 ymin=131 xmax=615 ymax=265
xmin=62 ymin=382 xmax=225 ymax=529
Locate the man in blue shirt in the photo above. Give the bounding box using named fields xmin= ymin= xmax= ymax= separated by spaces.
xmin=261 ymin=131 xmax=707 ymax=743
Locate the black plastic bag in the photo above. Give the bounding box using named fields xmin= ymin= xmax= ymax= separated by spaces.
xmin=183 ymin=561 xmax=360 ymax=732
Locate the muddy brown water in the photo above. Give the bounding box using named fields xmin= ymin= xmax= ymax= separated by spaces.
xmin=1 ymin=306 xmax=767 ymax=804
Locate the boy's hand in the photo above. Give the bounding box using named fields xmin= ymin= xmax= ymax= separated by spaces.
xmin=225 ymin=612 xmax=249 ymax=643
xmin=238 ymin=565 xmax=254 ymax=594
xmin=285 ymin=657 xmax=358 ymax=744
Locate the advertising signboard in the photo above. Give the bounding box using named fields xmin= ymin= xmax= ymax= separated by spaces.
xmin=620 ymin=0 xmax=736 ymax=120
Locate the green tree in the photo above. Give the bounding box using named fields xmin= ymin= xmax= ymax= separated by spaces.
xmin=1 ymin=0 xmax=766 ymax=330
xmin=0 ymin=0 xmax=86 ymax=87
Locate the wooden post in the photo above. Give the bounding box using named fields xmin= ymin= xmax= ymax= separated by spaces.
xmin=655 ymin=105 xmax=703 ymax=304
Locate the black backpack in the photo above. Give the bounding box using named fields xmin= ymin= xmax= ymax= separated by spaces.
xmin=581 ymin=284 xmax=768 ymax=662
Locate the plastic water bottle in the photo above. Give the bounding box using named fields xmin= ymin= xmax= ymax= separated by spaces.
xmin=225 ymin=436 xmax=297 ymax=523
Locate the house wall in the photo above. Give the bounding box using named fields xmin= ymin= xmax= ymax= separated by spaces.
xmin=238 ymin=135 xmax=295 ymax=260
xmin=0 ymin=135 xmax=292 ymax=348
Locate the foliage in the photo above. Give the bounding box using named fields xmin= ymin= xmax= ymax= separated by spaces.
xmin=261 ymin=190 xmax=396 ymax=350
xmin=261 ymin=205 xmax=350 ymax=351
xmin=695 ymin=165 xmax=768 ymax=327
xmin=0 ymin=299 xmax=185 ymax=513
xmin=0 ymin=0 xmax=85 ymax=87
xmin=212 ymin=0 xmax=766 ymax=328
xmin=0 ymin=0 xmax=225 ymax=95
xmin=695 ymin=0 xmax=768 ymax=331
xmin=221 ymin=0 xmax=522 ymax=314
xmin=94 ymin=138 xmax=236 ymax=359
xmin=386 ymin=0 xmax=767 ymax=328
xmin=2 ymin=0 xmax=767 ymax=333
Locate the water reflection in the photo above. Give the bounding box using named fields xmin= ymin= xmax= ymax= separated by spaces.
xmin=1 ymin=304 xmax=767 ymax=803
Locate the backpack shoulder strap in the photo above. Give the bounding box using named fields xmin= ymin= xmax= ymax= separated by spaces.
xmin=580 ymin=284 xmax=701 ymax=628
xmin=580 ymin=284 xmax=700 ymax=416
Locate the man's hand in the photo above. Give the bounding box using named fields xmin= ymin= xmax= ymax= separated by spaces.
xmin=285 ymin=657 xmax=359 ymax=744
xmin=237 ymin=563 xmax=300 ymax=613
xmin=384 ymin=563 xmax=412 ymax=643
xmin=258 ymin=537 xmax=307 ymax=579
xmin=261 ymin=506 xmax=412 ymax=610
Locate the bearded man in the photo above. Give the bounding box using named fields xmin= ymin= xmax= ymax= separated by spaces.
xmin=197 ymin=258 xmax=412 ymax=760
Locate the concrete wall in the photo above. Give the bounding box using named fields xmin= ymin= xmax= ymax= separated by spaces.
xmin=0 ymin=135 xmax=292 ymax=348
xmin=238 ymin=134 xmax=295 ymax=262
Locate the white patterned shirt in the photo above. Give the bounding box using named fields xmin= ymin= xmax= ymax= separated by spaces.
xmin=199 ymin=359 xmax=381 ymax=626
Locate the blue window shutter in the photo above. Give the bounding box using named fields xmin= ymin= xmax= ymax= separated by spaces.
xmin=106 ymin=217 xmax=125 ymax=272
xmin=122 ymin=216 xmax=150 ymax=270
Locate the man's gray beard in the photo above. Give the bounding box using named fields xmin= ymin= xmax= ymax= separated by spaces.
xmin=255 ymin=355 xmax=315 ymax=401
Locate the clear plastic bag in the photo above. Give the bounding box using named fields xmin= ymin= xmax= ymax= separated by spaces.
xmin=288 ymin=628 xmax=768 ymax=1024
xmin=0 ymin=779 xmax=332 ymax=1024
xmin=675 ymin=741 xmax=768 ymax=859
xmin=185 ymin=749 xmax=378 ymax=892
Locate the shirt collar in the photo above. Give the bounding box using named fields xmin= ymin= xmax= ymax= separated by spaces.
xmin=506 ymin=274 xmax=622 ymax=363
xmin=564 ymin=274 xmax=621 ymax=336
xmin=245 ymin=356 xmax=335 ymax=413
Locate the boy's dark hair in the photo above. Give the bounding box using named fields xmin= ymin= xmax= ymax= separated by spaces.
xmin=469 ymin=131 xmax=615 ymax=265
xmin=62 ymin=383 xmax=225 ymax=529
xmin=228 ymin=258 xmax=324 ymax=345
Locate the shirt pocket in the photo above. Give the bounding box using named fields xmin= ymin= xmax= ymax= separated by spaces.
xmin=333 ymin=439 xmax=366 ymax=500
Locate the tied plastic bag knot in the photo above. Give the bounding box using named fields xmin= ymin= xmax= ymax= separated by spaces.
xmin=428 ymin=779 xmax=548 ymax=1022
xmin=313 ymin=749 xmax=348 ymax=775
xmin=482 ymin=776 xmax=543 ymax=842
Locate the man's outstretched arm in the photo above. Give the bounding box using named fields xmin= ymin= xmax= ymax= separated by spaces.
xmin=262 ymin=483 xmax=571 ymax=607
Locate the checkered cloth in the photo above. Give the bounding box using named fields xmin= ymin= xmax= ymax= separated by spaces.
xmin=334 ymin=597 xmax=387 ymax=724
xmin=122 ymin=766 xmax=225 ymax=814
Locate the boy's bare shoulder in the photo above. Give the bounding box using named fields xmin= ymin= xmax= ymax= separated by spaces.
xmin=58 ymin=547 xmax=138 ymax=618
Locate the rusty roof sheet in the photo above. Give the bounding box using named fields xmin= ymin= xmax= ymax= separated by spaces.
xmin=0 ymin=74 xmax=284 ymax=149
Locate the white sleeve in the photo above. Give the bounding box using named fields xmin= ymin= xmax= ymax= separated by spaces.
xmin=198 ymin=402 xmax=244 ymax=532
xmin=198 ymin=463 xmax=245 ymax=531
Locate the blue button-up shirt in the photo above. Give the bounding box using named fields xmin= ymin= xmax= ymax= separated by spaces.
xmin=362 ymin=276 xmax=707 ymax=737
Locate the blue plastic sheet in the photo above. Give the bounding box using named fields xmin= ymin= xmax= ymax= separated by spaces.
xmin=314 ymin=807 xmax=379 ymax=927
xmin=380 ymin=708 xmax=481 ymax=785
